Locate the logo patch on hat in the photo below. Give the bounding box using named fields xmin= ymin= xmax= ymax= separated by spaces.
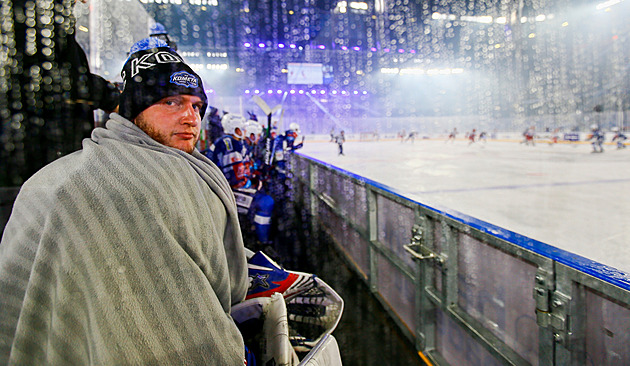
xmin=170 ymin=71 xmax=199 ymax=88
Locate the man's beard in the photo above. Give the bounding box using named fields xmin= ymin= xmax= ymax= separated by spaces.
xmin=134 ymin=115 xmax=197 ymax=154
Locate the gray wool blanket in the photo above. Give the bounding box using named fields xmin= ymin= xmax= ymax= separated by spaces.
xmin=0 ymin=114 xmax=249 ymax=364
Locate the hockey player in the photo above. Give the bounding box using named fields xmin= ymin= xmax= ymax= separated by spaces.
xmin=521 ymin=126 xmax=536 ymax=146
xmin=248 ymin=191 xmax=275 ymax=246
xmin=586 ymin=124 xmax=605 ymax=153
xmin=244 ymin=120 xmax=263 ymax=154
xmin=479 ymin=131 xmax=488 ymax=144
xmin=334 ymin=130 xmax=346 ymax=155
xmin=246 ymin=121 xmax=301 ymax=248
xmin=398 ymin=129 xmax=406 ymax=143
xmin=548 ymin=128 xmax=560 ymax=146
xmin=233 ymin=176 xmax=275 ymax=248
xmin=468 ymin=129 xmax=477 ymax=145
xmin=271 ymin=122 xmax=304 ymax=178
xmin=211 ymin=115 xmax=275 ymax=247
xmin=243 ymin=119 xmax=265 ymax=180
xmin=198 ymin=107 xmax=224 ymax=157
xmin=285 ymin=122 xmax=304 ymax=150
xmin=611 ymin=127 xmax=627 ymax=149
xmin=263 ymin=120 xmax=280 ymax=140
xmin=446 ymin=128 xmax=457 ymax=143
xmin=204 ymin=108 xmax=225 ymax=146
xmin=257 ymin=122 xmax=303 ymax=196
xmin=209 ymin=114 xmax=251 ymax=188
xmin=405 ymin=130 xmax=418 ymax=143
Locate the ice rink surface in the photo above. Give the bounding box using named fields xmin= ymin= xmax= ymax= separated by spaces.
xmin=298 ymin=137 xmax=630 ymax=275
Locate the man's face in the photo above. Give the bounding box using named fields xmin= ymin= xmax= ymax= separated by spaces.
xmin=233 ymin=128 xmax=243 ymax=140
xmin=134 ymin=95 xmax=203 ymax=154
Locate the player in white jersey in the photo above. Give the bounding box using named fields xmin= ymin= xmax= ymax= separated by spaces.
xmin=586 ymin=124 xmax=605 ymax=153
xmin=611 ymin=127 xmax=627 ymax=149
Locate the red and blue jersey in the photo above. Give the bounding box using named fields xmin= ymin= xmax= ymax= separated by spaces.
xmin=211 ymin=134 xmax=250 ymax=188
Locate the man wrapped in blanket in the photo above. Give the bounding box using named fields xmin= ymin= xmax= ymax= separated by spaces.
xmin=0 ymin=38 xmax=250 ymax=364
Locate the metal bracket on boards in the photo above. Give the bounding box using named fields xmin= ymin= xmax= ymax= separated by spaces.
xmin=404 ymin=224 xmax=445 ymax=265
xmin=533 ymin=268 xmax=571 ymax=347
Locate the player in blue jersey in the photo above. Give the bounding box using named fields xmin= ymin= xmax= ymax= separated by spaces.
xmin=284 ymin=122 xmax=304 ymax=150
xmin=586 ymin=124 xmax=605 ymax=153
xmin=210 ymin=116 xmax=274 ymax=247
xmin=209 ymin=114 xmax=252 ymax=188
xmin=611 ymin=127 xmax=627 ymax=149
xmin=271 ymin=122 xmax=304 ymax=178
xmin=243 ymin=119 xmax=264 ymax=174
xmin=404 ymin=130 xmax=418 ymax=143
xmin=262 ymin=123 xmax=303 ymax=264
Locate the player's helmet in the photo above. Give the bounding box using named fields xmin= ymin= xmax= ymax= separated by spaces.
xmin=286 ymin=123 xmax=300 ymax=140
xmin=590 ymin=124 xmax=599 ymax=131
xmin=612 ymin=126 xmax=619 ymax=132
xmin=222 ymin=114 xmax=246 ymax=139
xmin=245 ymin=120 xmax=263 ymax=139
xmin=288 ymin=122 xmax=301 ymax=134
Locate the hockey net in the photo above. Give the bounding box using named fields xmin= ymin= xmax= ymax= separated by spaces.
xmin=359 ymin=131 xmax=380 ymax=142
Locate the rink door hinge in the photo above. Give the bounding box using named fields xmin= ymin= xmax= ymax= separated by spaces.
xmin=533 ymin=268 xmax=571 ymax=347
xmin=404 ymin=224 xmax=444 ymax=266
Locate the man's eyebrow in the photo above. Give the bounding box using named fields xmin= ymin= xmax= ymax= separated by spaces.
xmin=162 ymin=95 xmax=181 ymax=102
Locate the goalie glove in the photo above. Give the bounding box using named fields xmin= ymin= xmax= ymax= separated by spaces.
xmin=246 ymin=251 xmax=316 ymax=300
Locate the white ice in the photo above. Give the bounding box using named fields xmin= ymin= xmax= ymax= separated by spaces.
xmin=298 ymin=137 xmax=630 ymax=275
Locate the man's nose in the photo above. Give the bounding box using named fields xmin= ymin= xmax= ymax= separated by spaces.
xmin=181 ymin=103 xmax=200 ymax=125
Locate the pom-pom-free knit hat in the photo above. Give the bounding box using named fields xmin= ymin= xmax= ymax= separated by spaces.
xmin=119 ymin=38 xmax=207 ymax=120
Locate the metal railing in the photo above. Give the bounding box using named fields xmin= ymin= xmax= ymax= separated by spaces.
xmin=291 ymin=153 xmax=630 ymax=366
